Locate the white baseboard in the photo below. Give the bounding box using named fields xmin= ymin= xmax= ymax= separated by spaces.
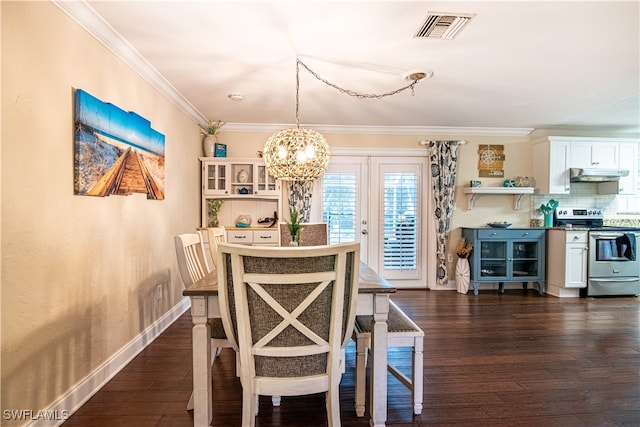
xmin=546 ymin=285 xmax=581 ymax=298
xmin=26 ymin=298 xmax=191 ymax=427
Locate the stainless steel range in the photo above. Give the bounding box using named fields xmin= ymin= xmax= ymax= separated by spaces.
xmin=554 ymin=207 xmax=640 ymax=297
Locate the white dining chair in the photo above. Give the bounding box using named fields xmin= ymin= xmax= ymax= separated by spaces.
xmin=279 ymin=222 xmax=328 ymax=246
xmin=174 ymin=232 xmax=234 ymax=410
xmin=196 ymin=226 xmax=227 ymax=269
xmin=217 ymin=242 xmax=360 ymax=426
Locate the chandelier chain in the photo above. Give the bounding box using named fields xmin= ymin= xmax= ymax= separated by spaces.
xmin=295 ymin=59 xmax=301 ymax=128
xmin=297 ymin=58 xmax=419 ymax=100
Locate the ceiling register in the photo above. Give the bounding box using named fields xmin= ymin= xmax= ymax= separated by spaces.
xmin=263 ymin=58 xmax=430 ymax=181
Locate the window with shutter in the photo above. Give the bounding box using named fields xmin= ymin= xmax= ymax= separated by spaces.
xmin=322 ymin=172 xmax=358 ymax=244
xmin=383 ymin=173 xmax=418 ymax=271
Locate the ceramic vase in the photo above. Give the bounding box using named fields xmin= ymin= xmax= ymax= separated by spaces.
xmin=455 ymin=258 xmax=470 ymax=294
xmin=202 ymin=135 xmax=217 ymax=157
xmin=543 ymin=213 xmax=553 ymax=228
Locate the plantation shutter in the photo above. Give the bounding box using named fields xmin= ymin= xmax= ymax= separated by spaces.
xmin=382 ymin=172 xmax=418 ymax=271
xmin=322 ymin=172 xmax=358 ymax=244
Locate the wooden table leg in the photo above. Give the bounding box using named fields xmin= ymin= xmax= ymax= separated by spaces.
xmin=369 ymin=293 xmax=390 ymax=427
xmin=190 ymin=296 xmax=212 ymax=427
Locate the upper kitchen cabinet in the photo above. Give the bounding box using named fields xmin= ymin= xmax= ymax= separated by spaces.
xmin=569 ymin=140 xmax=619 ymax=169
xmin=532 ymin=136 xmax=639 ymax=195
xmin=532 ymin=137 xmax=571 ymax=194
xmin=618 ymin=142 xmax=639 ymax=195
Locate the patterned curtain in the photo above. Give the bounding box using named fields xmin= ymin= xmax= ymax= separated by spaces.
xmin=429 ymin=141 xmax=461 ymax=286
xmin=288 ymin=180 xmax=313 ymax=222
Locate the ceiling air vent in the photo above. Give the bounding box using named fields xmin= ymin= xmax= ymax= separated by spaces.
xmin=414 ymin=13 xmax=475 ymax=40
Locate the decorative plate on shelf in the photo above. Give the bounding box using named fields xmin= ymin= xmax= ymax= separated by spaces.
xmin=488 ymin=222 xmax=512 ymax=228
xmin=237 ymin=169 xmax=249 ymax=183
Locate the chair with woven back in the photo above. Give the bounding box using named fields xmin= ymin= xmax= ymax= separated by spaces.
xmin=216 ymin=242 xmax=360 ymax=426
xmin=279 ymin=222 xmax=328 ymax=246
xmin=173 ymin=232 xmax=233 ymax=410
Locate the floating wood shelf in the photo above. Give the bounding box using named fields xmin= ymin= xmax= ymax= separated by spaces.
xmin=462 ymin=187 xmax=535 ymax=210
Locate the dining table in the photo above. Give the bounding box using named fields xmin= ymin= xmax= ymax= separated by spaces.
xmin=183 ymin=260 xmax=396 ymax=427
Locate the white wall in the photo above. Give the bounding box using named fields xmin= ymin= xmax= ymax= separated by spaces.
xmin=1 ymin=2 xmax=201 ymax=423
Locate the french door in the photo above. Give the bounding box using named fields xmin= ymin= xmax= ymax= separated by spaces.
xmin=320 ymin=149 xmax=429 ymax=288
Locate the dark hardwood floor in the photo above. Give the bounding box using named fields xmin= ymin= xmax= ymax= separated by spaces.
xmin=62 ymin=289 xmax=640 ymax=426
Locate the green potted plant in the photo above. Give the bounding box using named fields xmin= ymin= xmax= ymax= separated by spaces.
xmin=208 ymin=199 xmax=223 ymax=227
xmin=201 ymin=120 xmax=225 ymax=157
xmin=286 ymin=208 xmax=304 ymax=245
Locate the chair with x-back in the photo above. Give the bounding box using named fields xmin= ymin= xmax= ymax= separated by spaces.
xmin=174 ymin=232 xmax=233 ymax=410
xmin=217 ymin=242 xmax=360 ymax=426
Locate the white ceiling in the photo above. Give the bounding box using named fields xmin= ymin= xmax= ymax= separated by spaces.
xmin=58 ymin=1 xmax=639 ymax=136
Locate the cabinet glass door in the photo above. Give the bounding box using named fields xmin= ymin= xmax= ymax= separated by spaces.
xmin=204 ymin=163 xmax=227 ymax=195
xmin=479 ymin=241 xmax=507 ymax=277
xmin=256 ymin=164 xmax=278 ymax=194
xmin=511 ymin=241 xmax=539 ymax=278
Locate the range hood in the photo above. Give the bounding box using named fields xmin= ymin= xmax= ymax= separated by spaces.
xmin=569 ymin=168 xmax=629 ymax=182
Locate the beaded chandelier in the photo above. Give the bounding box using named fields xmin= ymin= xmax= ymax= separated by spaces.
xmin=263 ymin=59 xmax=330 ymax=181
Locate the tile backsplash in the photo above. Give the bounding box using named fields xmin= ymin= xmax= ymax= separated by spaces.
xmin=531 ymin=182 xmax=639 ymax=225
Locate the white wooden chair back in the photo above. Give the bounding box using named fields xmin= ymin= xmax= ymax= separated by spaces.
xmin=206 ymin=226 xmax=226 ymax=267
xmin=216 ymin=242 xmax=360 ymax=426
xmin=174 ymin=233 xmax=211 ymax=287
xmin=174 ymin=232 xmax=232 ymax=411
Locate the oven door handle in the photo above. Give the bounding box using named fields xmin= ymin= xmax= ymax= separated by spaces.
xmin=589 ymin=277 xmax=639 ymax=283
xmin=590 ymin=232 xmax=626 ymax=239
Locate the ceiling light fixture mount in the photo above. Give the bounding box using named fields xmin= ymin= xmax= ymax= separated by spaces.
xmin=228 ymin=93 xmax=244 ymax=101
xmin=403 ymin=70 xmax=433 ymax=82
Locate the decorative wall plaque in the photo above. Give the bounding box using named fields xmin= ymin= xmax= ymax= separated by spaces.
xmin=478 ymin=145 xmax=504 ymax=177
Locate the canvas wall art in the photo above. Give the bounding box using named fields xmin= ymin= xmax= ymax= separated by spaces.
xmin=74 ymin=89 xmax=165 ymax=200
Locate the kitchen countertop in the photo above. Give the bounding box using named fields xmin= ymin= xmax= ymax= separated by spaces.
xmin=548 ymin=227 xmax=591 ymax=231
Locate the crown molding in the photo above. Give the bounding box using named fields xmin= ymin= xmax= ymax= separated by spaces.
xmin=53 ymin=1 xmax=533 ymax=138
xmin=53 ymin=0 xmax=207 ymax=126
xmin=224 ymin=123 xmax=534 ymax=137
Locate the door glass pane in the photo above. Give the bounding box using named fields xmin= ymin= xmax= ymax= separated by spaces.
xmin=322 ymin=172 xmax=357 ymax=244
xmin=382 ymin=173 xmax=417 ymax=271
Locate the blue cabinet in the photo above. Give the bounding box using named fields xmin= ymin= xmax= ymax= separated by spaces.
xmin=461 ymin=228 xmax=546 ymax=295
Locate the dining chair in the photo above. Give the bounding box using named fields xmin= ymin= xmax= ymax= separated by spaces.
xmin=279 ymin=222 xmax=329 ymax=246
xmin=217 ymin=242 xmax=360 ymax=426
xmin=173 ymin=232 xmax=233 ymax=410
xmin=197 ymin=226 xmax=226 ymax=268
xmin=353 ymin=299 xmax=424 ymax=416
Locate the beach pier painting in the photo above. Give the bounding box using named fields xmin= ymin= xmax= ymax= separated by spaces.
xmin=74 ymin=89 xmax=165 ymax=200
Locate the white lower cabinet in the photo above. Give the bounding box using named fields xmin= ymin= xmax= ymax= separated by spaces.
xmin=547 ymin=229 xmax=588 ymax=297
xmin=226 ymin=228 xmax=278 ymax=246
